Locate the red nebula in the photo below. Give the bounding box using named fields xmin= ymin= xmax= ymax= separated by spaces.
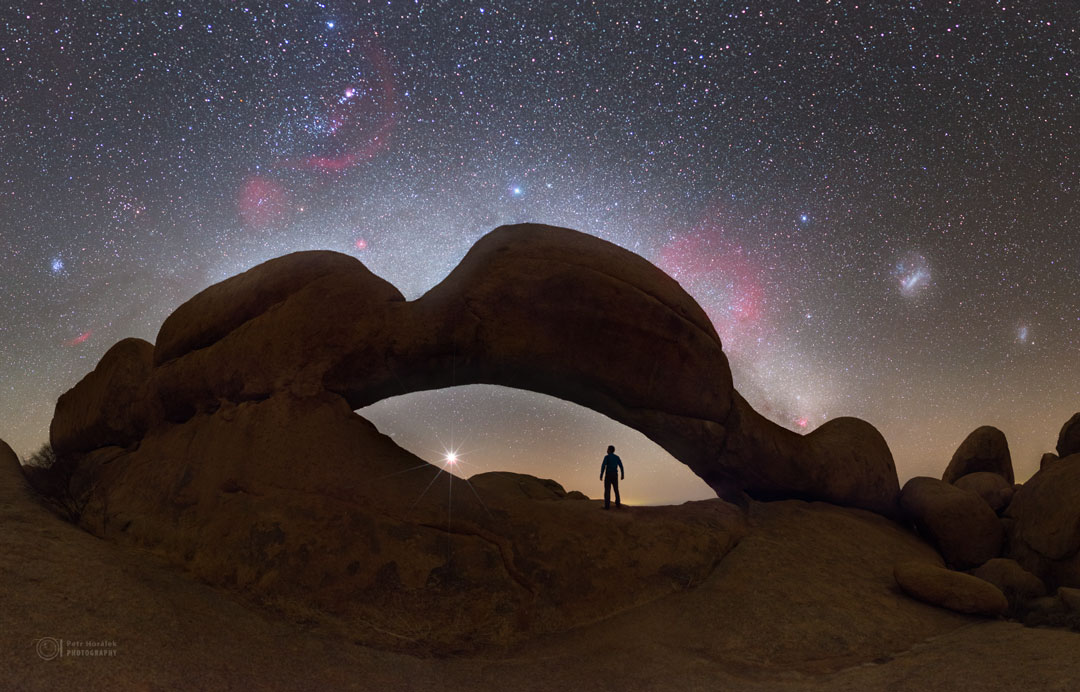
xmin=291 ymin=36 xmax=397 ymax=173
xmin=64 ymin=330 xmax=92 ymax=347
xmin=656 ymin=228 xmax=767 ymax=350
xmin=354 ymin=237 xmax=369 ymax=251
xmin=237 ymin=176 xmax=290 ymax=230
xmin=796 ymin=417 xmax=809 ymax=429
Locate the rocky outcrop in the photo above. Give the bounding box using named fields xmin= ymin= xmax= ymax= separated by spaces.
xmin=1040 ymin=452 xmax=1060 ymax=470
xmin=12 ymin=431 xmax=1080 ymax=690
xmin=899 ymin=477 xmax=1003 ymax=570
xmin=53 ymin=225 xmax=900 ymax=515
xmin=69 ymin=390 xmax=744 ymax=652
xmin=969 ymin=558 xmax=1046 ymax=616
xmin=942 ymin=426 xmax=1014 ymax=485
xmin=953 ymin=471 xmax=1013 ymax=513
xmin=1005 ymin=455 xmax=1080 ymax=590
xmin=49 ymin=338 xmax=156 ymax=456
xmin=894 ymin=560 xmax=1008 ymax=616
xmin=1057 ymin=413 xmax=1080 ymax=458
xmin=1023 ymin=588 xmax=1080 ymax=631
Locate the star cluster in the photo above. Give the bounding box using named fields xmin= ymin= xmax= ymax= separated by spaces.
xmin=1 ymin=1 xmax=1077 ymax=502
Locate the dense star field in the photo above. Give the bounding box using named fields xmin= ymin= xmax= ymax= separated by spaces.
xmin=1 ymin=2 xmax=1076 ymax=503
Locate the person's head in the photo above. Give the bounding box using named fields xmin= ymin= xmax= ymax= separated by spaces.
xmin=607 ymin=445 xmax=615 ymax=454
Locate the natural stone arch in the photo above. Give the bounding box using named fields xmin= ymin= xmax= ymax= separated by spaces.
xmin=54 ymin=223 xmax=900 ymax=516
xmin=356 ymin=384 xmax=719 ymax=504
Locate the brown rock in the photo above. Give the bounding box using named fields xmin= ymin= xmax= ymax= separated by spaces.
xmin=49 ymin=338 xmax=156 ymax=456
xmin=44 ymin=225 xmax=918 ymax=656
xmin=1005 ymin=455 xmax=1080 ymax=590
xmin=969 ymin=558 xmax=1046 ymax=614
xmin=60 ymin=225 xmax=899 ymax=516
xmin=153 ymin=251 xmax=404 ymax=366
xmin=69 ymin=391 xmax=746 ymax=653
xmin=942 ymin=426 xmax=1014 ymax=485
xmin=13 ymin=430 xmax=1080 ymax=689
xmin=468 ymin=472 xmax=580 ymax=500
xmin=1040 ymin=453 xmax=1060 ymax=470
xmin=953 ymin=471 xmax=1013 ymax=513
xmin=894 ymin=560 xmax=1008 ymax=616
xmin=1057 ymin=413 xmax=1080 ymax=458
xmin=1058 ymin=586 xmax=1080 ymax=613
xmin=900 ymin=476 xmax=1004 ymax=569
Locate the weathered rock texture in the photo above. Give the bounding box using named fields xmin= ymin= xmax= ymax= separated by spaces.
xmin=43 ymin=225 xmax=911 ymax=650
xmin=942 ymin=425 xmax=1014 ymax=485
xmin=55 ymin=226 xmax=900 ymax=516
xmin=1057 ymin=412 xmax=1080 ymax=458
xmin=1005 ymin=454 xmax=1080 ymax=591
xmin=969 ymin=558 xmax=1046 ymax=616
xmin=50 ymin=337 xmax=156 ymax=455
xmin=72 ymin=390 xmax=746 ymax=652
xmin=953 ymin=471 xmax=1013 ymax=513
xmin=11 ymin=437 xmax=1080 ymax=691
xmin=899 ymin=476 xmax=1003 ymax=570
xmin=894 ymin=560 xmax=1008 ymax=616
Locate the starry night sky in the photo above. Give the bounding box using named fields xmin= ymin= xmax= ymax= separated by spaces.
xmin=2 ymin=1 xmax=1077 ymax=503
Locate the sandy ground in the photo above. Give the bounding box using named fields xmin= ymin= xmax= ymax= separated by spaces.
xmin=3 ymin=445 xmax=1078 ymax=691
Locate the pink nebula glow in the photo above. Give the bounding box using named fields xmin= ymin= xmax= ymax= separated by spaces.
xmin=64 ymin=330 xmax=92 ymax=346
xmin=237 ymin=175 xmax=290 ymax=229
xmin=657 ymin=226 xmax=767 ymax=351
xmin=291 ymin=36 xmax=396 ymax=173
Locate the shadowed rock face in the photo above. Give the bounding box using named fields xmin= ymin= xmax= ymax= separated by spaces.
xmin=893 ymin=560 xmax=1008 ymax=616
xmin=42 ymin=224 xmax=911 ymax=650
xmin=53 ymin=224 xmax=900 ymax=516
xmin=1058 ymin=413 xmax=1080 ymax=458
xmin=1006 ymin=454 xmax=1080 ymax=590
xmin=942 ymin=426 xmax=1014 ymax=485
xmin=899 ymin=476 xmax=1004 ymax=570
xmin=50 ymin=337 xmax=156 ymax=455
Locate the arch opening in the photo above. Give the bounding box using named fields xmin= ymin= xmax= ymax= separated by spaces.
xmin=357 ymin=384 xmax=717 ymax=506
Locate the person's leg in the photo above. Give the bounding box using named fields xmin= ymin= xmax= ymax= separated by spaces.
xmin=613 ymin=477 xmax=621 ymax=508
xmin=603 ymin=476 xmax=611 ymax=509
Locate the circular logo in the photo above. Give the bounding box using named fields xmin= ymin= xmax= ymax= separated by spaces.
xmin=35 ymin=637 xmax=62 ymax=661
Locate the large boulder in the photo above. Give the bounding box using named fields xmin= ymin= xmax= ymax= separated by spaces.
xmin=954 ymin=472 xmax=1013 ymax=513
xmin=942 ymin=426 xmax=1014 ymax=485
xmin=900 ymin=476 xmax=1004 ymax=569
xmin=56 ymin=225 xmax=900 ymax=516
xmin=69 ymin=390 xmax=746 ymax=653
xmin=43 ymin=225 xmax=914 ymax=652
xmin=894 ymin=560 xmax=1008 ymax=616
xmin=1057 ymin=413 xmax=1080 ymax=458
xmin=13 ymin=428 xmax=1080 ymax=689
xmin=1040 ymin=453 xmax=1060 ymax=470
xmin=49 ymin=338 xmax=156 ymax=456
xmin=969 ymin=558 xmax=1046 ymax=615
xmin=1005 ymin=454 xmax=1080 ymax=590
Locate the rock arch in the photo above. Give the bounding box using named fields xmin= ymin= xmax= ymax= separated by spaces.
xmin=52 ymin=223 xmax=899 ymax=516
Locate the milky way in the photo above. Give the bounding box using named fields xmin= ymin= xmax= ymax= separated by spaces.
xmin=2 ymin=2 xmax=1077 ymax=503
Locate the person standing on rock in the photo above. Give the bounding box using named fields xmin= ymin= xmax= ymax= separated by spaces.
xmin=600 ymin=445 xmax=625 ymax=510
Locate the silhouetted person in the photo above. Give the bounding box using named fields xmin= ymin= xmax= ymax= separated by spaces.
xmin=600 ymin=445 xmax=624 ymax=510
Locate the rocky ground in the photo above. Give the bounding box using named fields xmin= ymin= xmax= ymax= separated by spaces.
xmin=5 ymin=441 xmax=1079 ymax=691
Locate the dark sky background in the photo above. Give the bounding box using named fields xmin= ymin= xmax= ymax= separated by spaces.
xmin=2 ymin=1 xmax=1076 ymax=503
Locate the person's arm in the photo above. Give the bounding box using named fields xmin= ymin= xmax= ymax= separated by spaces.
xmin=600 ymin=459 xmax=605 ymax=480
xmin=619 ymin=458 xmax=625 ymax=479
